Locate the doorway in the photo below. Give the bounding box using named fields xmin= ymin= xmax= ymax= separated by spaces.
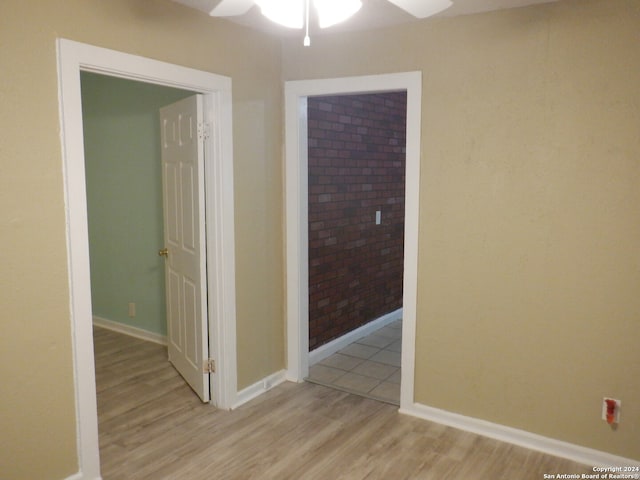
xmin=284 ymin=72 xmax=423 ymax=411
xmin=81 ymin=72 xmax=193 ymax=344
xmin=57 ymin=39 xmax=238 ymax=478
xmin=305 ymin=92 xmax=407 ymax=405
xmin=81 ymin=72 xmax=215 ymax=403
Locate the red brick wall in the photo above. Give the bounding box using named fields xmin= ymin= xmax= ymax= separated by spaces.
xmin=308 ymin=92 xmax=407 ymax=350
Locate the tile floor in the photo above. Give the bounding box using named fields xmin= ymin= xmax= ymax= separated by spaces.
xmin=306 ymin=319 xmax=402 ymax=405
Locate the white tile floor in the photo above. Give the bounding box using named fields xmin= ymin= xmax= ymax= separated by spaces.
xmin=306 ymin=319 xmax=402 ymax=405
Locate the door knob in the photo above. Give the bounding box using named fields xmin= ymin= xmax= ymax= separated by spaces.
xmin=158 ymin=248 xmax=169 ymax=257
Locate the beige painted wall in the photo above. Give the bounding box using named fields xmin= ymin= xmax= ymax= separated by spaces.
xmin=2 ymin=0 xmax=638 ymax=477
xmin=282 ymin=0 xmax=639 ymax=460
xmin=0 ymin=0 xmax=283 ymax=478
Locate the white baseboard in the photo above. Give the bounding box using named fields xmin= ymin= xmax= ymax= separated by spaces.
xmin=64 ymin=472 xmax=101 ymax=480
xmin=92 ymin=316 xmax=167 ymax=346
xmin=401 ymin=402 xmax=640 ymax=468
xmin=232 ymin=370 xmax=288 ymax=410
xmin=309 ymin=308 xmax=403 ymax=366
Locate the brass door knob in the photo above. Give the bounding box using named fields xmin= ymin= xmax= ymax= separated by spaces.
xmin=158 ymin=248 xmax=169 ymax=257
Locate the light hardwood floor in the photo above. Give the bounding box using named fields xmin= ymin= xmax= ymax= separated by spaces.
xmin=94 ymin=327 xmax=593 ymax=479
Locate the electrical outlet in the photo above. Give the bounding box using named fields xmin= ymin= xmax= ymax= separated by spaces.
xmin=128 ymin=302 xmax=136 ymax=318
xmin=602 ymin=397 xmax=621 ymax=424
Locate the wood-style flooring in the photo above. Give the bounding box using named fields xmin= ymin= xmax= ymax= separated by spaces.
xmin=94 ymin=326 xmax=592 ymax=479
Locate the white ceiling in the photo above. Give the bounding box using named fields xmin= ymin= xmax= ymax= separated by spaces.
xmin=172 ymin=0 xmax=559 ymax=36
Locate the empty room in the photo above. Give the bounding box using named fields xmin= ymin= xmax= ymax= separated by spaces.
xmin=1 ymin=0 xmax=639 ymax=479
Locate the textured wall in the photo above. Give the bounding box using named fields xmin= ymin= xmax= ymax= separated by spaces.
xmin=307 ymin=93 xmax=406 ymax=349
xmin=0 ymin=1 xmax=283 ymax=478
xmin=283 ymin=0 xmax=640 ymax=461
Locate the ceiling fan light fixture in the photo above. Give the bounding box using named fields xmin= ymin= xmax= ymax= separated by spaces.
xmin=255 ymin=0 xmax=304 ymax=29
xmin=314 ymin=0 xmax=362 ymax=28
xmin=254 ymin=0 xmax=362 ymax=30
xmin=385 ymin=0 xmax=452 ymax=18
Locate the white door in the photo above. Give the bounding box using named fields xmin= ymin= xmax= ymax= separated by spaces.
xmin=159 ymin=95 xmax=210 ymax=402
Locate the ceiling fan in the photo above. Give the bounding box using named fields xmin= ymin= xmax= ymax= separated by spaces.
xmin=208 ymin=0 xmax=452 ymax=44
xmin=209 ymin=0 xmax=452 ymax=20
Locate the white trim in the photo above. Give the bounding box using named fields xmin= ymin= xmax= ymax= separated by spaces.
xmin=309 ymin=308 xmax=403 ymax=366
xmin=202 ymin=88 xmax=238 ymax=411
xmin=64 ymin=472 xmax=99 ymax=480
xmin=64 ymin=472 xmax=101 ymax=480
xmin=284 ymin=72 xmax=422 ymax=414
xmin=284 ymin=93 xmax=309 ymax=383
xmin=400 ymin=73 xmax=422 ymax=412
xmin=92 ymin=316 xmax=168 ymax=346
xmin=57 ymin=38 xmax=238 ymax=479
xmin=401 ymin=402 xmax=640 ymax=468
xmin=232 ymin=370 xmax=288 ymax=410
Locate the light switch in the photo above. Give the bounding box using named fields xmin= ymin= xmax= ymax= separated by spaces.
xmin=376 ymin=210 xmax=381 ymax=225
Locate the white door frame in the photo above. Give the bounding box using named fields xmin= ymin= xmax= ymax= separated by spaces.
xmin=57 ymin=39 xmax=238 ymax=479
xmin=284 ymin=72 xmax=422 ymax=411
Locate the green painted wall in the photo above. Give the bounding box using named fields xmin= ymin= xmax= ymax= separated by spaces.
xmin=81 ymin=72 xmax=193 ymax=336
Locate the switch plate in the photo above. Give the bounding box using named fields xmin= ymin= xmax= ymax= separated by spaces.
xmin=128 ymin=302 xmax=136 ymax=318
xmin=375 ymin=210 xmax=381 ymax=225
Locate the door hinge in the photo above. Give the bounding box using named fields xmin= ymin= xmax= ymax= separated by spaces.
xmin=198 ymin=122 xmax=210 ymax=140
xmin=204 ymin=358 xmax=216 ymax=374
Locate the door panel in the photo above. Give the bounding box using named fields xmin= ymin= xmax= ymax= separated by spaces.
xmin=166 ymin=163 xmax=180 ymax=244
xmin=160 ymin=95 xmax=210 ymax=402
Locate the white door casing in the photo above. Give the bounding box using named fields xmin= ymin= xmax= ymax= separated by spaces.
xmin=160 ymin=95 xmax=210 ymax=403
xmin=57 ymin=39 xmax=238 ymax=479
xmin=284 ymin=72 xmax=422 ymax=411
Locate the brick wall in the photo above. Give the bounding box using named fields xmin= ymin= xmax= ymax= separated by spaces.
xmin=308 ymin=92 xmax=407 ymax=350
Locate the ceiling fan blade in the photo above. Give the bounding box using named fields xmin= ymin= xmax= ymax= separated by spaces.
xmin=209 ymin=0 xmax=255 ymax=16
xmin=386 ymin=0 xmax=452 ymax=18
